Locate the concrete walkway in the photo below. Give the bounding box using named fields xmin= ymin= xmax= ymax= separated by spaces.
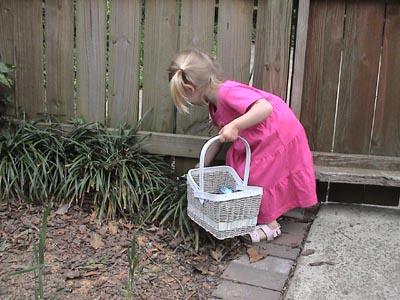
xmin=285 ymin=203 xmax=400 ymax=300
xmin=210 ymin=203 xmax=400 ymax=300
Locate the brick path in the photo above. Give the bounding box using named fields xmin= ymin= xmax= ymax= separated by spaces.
xmin=210 ymin=208 xmax=318 ymax=300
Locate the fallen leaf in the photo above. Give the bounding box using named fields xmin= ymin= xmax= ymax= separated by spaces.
xmin=108 ymin=222 xmax=118 ymax=235
xmin=302 ymin=249 xmax=316 ymax=256
xmin=120 ymin=222 xmax=134 ymax=230
xmin=169 ymin=236 xmax=183 ymax=248
xmin=90 ymin=233 xmax=104 ymax=249
xmin=82 ymin=271 xmax=101 ymax=277
xmin=309 ymin=260 xmax=335 ymax=266
xmin=193 ymin=263 xmax=210 ymax=275
xmin=137 ymin=235 xmax=148 ymax=247
xmin=56 ymin=204 xmax=69 ymax=215
xmin=208 ymin=264 xmax=218 ymax=272
xmin=210 ymin=247 xmax=223 ymax=261
xmin=65 ymin=270 xmax=81 ymax=280
xmin=162 ymin=277 xmax=175 ymax=284
xmin=247 ymin=247 xmax=268 ymax=263
xmin=151 ymin=265 xmax=161 ymax=272
xmin=20 ymin=217 xmax=39 ymax=231
xmin=151 ymin=240 xmax=166 ymax=252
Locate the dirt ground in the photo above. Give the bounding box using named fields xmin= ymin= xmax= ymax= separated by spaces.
xmin=0 ymin=202 xmax=247 ymax=300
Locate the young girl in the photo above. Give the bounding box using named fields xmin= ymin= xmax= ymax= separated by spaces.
xmin=168 ymin=48 xmax=318 ymax=243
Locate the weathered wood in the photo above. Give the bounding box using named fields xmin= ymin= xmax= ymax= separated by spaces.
xmin=175 ymin=0 xmax=215 ymax=136
xmin=300 ymin=0 xmax=345 ymax=151
xmin=290 ymin=0 xmax=310 ymax=118
xmin=0 ymin=0 xmax=14 ymax=63
xmin=253 ymin=0 xmax=293 ymax=99
xmin=136 ymin=132 xmax=400 ymax=187
xmin=45 ymin=0 xmax=74 ymax=121
xmin=179 ymin=0 xmax=215 ymax=52
xmin=313 ymin=151 xmax=400 ymax=171
xmin=138 ymin=131 xmax=208 ymax=158
xmin=370 ymin=1 xmax=400 ymax=157
xmin=0 ymin=0 xmax=16 ymax=116
xmin=76 ymin=0 xmax=107 ymax=123
xmin=108 ymin=0 xmax=141 ymax=127
xmin=141 ymin=0 xmax=178 ymax=133
xmin=14 ymin=0 xmax=44 ymax=118
xmin=334 ymin=2 xmax=385 ymax=154
xmin=315 ymin=166 xmax=400 ymax=187
xmin=217 ymin=0 xmax=253 ymax=83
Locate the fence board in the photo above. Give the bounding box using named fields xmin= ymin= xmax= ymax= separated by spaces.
xmin=334 ymin=1 xmax=385 ymax=154
xmin=175 ymin=0 xmax=215 ymax=136
xmin=371 ymin=1 xmax=400 ymax=157
xmin=300 ymin=0 xmax=345 ymax=151
xmin=253 ymin=0 xmax=292 ymax=99
xmin=108 ymin=0 xmax=141 ymax=128
xmin=14 ymin=0 xmax=44 ymax=118
xmin=76 ymin=0 xmax=107 ymax=123
xmin=45 ymin=0 xmax=74 ymax=121
xmin=0 ymin=0 xmax=14 ymax=64
xmin=0 ymin=0 xmax=15 ymax=116
xmin=217 ymin=0 xmax=253 ymax=83
xmin=290 ymin=0 xmax=310 ymax=118
xmin=141 ymin=0 xmax=178 ymax=133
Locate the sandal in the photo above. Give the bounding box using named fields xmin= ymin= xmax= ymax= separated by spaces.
xmin=244 ymin=224 xmax=282 ymax=243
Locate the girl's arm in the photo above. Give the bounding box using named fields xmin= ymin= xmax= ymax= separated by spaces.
xmin=219 ymin=99 xmax=272 ymax=142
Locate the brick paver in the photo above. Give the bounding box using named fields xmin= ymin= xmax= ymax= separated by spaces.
xmin=210 ymin=207 xmax=318 ymax=300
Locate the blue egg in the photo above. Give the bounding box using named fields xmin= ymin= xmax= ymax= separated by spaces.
xmin=219 ymin=185 xmax=234 ymax=194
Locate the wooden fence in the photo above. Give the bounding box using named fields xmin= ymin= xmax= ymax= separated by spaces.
xmin=0 ymin=0 xmax=399 ymax=205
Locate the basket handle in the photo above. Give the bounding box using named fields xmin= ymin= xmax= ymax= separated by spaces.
xmin=199 ymin=135 xmax=251 ymax=192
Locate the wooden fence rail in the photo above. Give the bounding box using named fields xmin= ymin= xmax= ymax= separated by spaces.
xmin=0 ymin=0 xmax=399 ymax=205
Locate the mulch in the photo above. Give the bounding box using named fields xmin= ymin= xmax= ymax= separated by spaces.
xmin=0 ymin=202 xmax=247 ymax=300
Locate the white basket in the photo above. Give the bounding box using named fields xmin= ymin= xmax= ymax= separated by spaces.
xmin=187 ymin=136 xmax=263 ymax=240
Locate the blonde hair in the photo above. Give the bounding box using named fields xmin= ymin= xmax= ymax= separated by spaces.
xmin=168 ymin=48 xmax=222 ymax=113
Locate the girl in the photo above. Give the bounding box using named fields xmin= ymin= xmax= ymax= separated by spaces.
xmin=168 ymin=48 xmax=318 ymax=243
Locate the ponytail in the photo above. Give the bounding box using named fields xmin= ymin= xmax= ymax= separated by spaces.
xmin=168 ymin=48 xmax=223 ymax=114
xmin=169 ymin=68 xmax=190 ymax=113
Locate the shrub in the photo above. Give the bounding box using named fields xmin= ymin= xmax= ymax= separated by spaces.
xmin=60 ymin=122 xmax=173 ymax=222
xmin=0 ymin=120 xmax=199 ymax=243
xmin=0 ymin=121 xmax=65 ymax=203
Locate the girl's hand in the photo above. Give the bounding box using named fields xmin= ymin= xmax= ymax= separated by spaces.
xmin=219 ymin=122 xmax=239 ymax=142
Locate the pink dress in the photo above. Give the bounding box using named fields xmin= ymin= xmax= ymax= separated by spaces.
xmin=209 ymin=80 xmax=318 ymax=224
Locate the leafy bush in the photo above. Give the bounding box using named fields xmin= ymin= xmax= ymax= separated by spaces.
xmin=0 ymin=61 xmax=14 ymax=122
xmin=146 ymin=174 xmax=199 ymax=242
xmin=0 ymin=120 xmax=200 ymax=243
xmin=0 ymin=121 xmax=65 ymax=203
xmin=60 ymin=122 xmax=173 ymax=222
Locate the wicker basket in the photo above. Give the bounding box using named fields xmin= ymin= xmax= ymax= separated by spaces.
xmin=187 ymin=136 xmax=263 ymax=240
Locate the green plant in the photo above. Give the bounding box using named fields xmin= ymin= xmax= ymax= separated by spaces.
xmin=0 ymin=121 xmax=65 ymax=204
xmin=116 ymin=234 xmax=145 ymax=299
xmin=146 ymin=175 xmax=200 ymax=250
xmin=10 ymin=202 xmax=66 ymax=300
xmin=0 ymin=61 xmax=14 ymax=123
xmin=0 ymin=62 xmax=14 ymax=89
xmin=61 ymin=121 xmax=173 ymax=222
xmin=127 ymin=235 xmax=140 ymax=289
xmin=0 ymin=117 xmax=202 ymax=248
